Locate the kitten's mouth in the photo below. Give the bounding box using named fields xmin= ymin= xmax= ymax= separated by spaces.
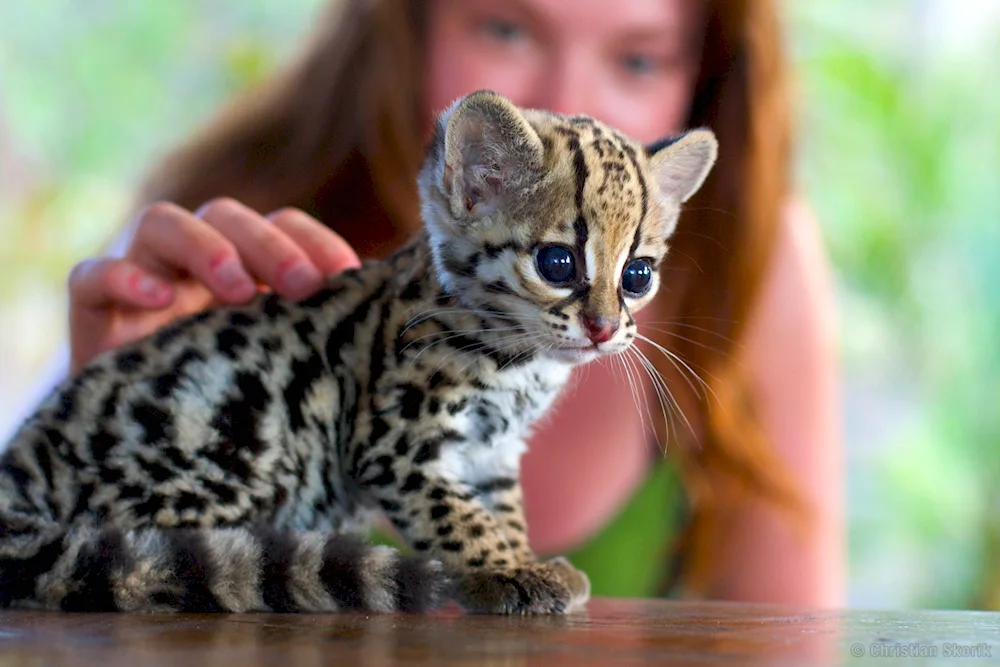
xmin=554 ymin=341 xmax=622 ymax=352
xmin=547 ymin=341 xmax=625 ymax=362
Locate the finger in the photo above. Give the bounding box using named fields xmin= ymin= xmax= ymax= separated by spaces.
xmin=68 ymin=258 xmax=175 ymax=311
xmin=196 ymin=198 xmax=325 ymax=300
xmin=130 ymin=201 xmax=258 ymax=304
xmin=266 ymin=207 xmax=362 ymax=275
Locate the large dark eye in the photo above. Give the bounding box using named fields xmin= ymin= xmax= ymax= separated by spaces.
xmin=622 ymin=259 xmax=653 ymax=297
xmin=535 ymin=245 xmax=576 ymax=285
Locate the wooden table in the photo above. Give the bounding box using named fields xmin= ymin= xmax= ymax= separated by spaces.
xmin=1 ymin=599 xmax=997 ymax=666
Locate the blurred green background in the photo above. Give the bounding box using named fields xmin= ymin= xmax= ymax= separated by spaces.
xmin=1 ymin=2 xmax=998 ymax=610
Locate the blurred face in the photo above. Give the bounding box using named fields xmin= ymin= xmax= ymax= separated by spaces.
xmin=424 ymin=0 xmax=704 ymax=144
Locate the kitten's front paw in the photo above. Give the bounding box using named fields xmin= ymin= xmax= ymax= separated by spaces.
xmin=454 ymin=558 xmax=590 ymax=615
xmin=545 ymin=556 xmax=590 ymax=612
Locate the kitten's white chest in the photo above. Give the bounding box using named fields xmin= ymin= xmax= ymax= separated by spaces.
xmin=436 ymin=358 xmax=573 ymax=485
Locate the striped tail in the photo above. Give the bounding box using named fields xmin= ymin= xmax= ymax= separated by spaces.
xmin=0 ymin=524 xmax=448 ymax=613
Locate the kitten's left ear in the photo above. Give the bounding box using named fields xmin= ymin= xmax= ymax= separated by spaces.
xmin=646 ymin=129 xmax=718 ymax=203
xmin=439 ymin=90 xmax=546 ymax=220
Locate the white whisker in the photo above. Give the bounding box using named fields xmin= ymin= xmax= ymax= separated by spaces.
xmin=399 ymin=325 xmax=526 ymax=356
xmin=618 ymin=348 xmax=650 ymax=448
xmin=635 ymin=333 xmax=720 ymax=410
xmin=428 ymin=331 xmax=550 ymax=379
xmin=639 ymin=326 xmax=731 ymax=355
xmin=631 ymin=345 xmax=693 ymax=450
xmin=401 ymin=305 xmax=538 ymax=336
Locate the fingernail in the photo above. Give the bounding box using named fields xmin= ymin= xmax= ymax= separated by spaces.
xmin=214 ymin=259 xmax=251 ymax=291
xmin=136 ymin=274 xmax=157 ymax=294
xmin=281 ymin=262 xmax=320 ymax=296
xmin=137 ymin=275 xmax=169 ymax=300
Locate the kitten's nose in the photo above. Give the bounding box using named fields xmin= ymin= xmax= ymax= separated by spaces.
xmin=581 ymin=315 xmax=618 ymax=344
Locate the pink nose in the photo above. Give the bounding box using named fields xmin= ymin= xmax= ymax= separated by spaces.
xmin=581 ymin=315 xmax=618 ymax=344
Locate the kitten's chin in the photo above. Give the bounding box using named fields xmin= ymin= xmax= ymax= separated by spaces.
xmin=543 ymin=342 xmax=628 ymax=364
xmin=543 ymin=347 xmax=599 ymax=364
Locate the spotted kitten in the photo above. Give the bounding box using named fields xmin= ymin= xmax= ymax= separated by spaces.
xmin=0 ymin=91 xmax=716 ymax=615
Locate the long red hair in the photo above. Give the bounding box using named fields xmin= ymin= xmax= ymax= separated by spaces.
xmin=137 ymin=0 xmax=805 ymax=595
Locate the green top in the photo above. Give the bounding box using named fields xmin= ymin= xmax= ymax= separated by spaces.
xmin=566 ymin=459 xmax=686 ymax=598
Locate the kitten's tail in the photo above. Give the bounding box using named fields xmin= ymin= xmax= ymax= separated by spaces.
xmin=0 ymin=524 xmax=448 ymax=613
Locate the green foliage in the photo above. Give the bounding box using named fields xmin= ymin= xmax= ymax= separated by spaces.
xmin=789 ymin=3 xmax=1000 ymax=609
xmin=0 ymin=2 xmax=327 ymax=432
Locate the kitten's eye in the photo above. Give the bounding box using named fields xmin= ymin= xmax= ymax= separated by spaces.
xmin=535 ymin=245 xmax=576 ymax=285
xmin=622 ymin=259 xmax=653 ymax=297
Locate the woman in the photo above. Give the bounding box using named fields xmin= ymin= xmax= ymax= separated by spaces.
xmin=65 ymin=0 xmax=843 ymax=605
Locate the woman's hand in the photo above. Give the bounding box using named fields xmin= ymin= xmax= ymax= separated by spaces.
xmin=67 ymin=198 xmax=361 ymax=374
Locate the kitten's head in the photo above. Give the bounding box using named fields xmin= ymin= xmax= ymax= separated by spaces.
xmin=418 ymin=91 xmax=717 ymax=364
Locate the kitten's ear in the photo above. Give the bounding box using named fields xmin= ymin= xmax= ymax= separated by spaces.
xmin=646 ymin=129 xmax=718 ymax=203
xmin=439 ymin=90 xmax=546 ymax=220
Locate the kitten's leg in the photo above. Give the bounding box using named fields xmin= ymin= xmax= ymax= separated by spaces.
xmin=472 ymin=478 xmax=590 ymax=612
xmin=0 ymin=443 xmax=70 ymax=608
xmin=0 ymin=508 xmax=66 ymax=608
xmin=466 ymin=477 xmax=536 ymax=562
xmin=364 ymin=467 xmax=589 ymax=615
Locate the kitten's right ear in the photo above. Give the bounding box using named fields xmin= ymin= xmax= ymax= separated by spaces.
xmin=646 ymin=129 xmax=718 ymax=204
xmin=438 ymin=90 xmax=545 ymax=220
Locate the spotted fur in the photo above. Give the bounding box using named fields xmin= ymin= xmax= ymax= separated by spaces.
xmin=0 ymin=91 xmax=716 ymax=614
